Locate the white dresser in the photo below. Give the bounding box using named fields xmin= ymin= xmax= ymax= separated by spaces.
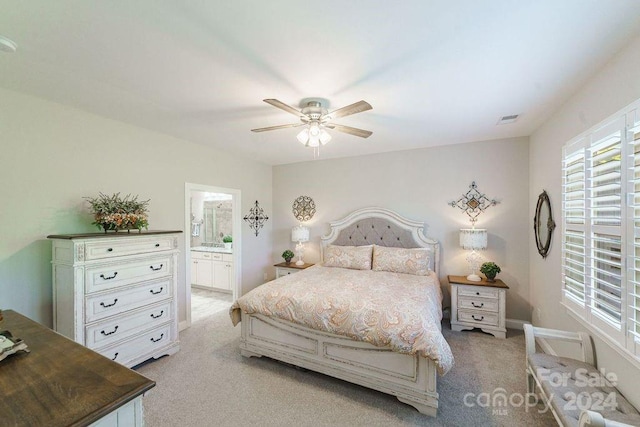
xmin=48 ymin=231 xmax=182 ymax=367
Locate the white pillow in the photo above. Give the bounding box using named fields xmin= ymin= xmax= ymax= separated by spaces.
xmin=372 ymin=245 xmax=430 ymax=276
xmin=323 ymin=245 xmax=373 ymax=270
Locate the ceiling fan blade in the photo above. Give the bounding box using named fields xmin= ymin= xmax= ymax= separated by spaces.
xmin=326 ymin=124 xmax=373 ymax=138
xmin=263 ymin=99 xmax=306 ymax=118
xmin=326 ymin=100 xmax=372 ymax=120
xmin=251 ymin=123 xmax=303 ymax=132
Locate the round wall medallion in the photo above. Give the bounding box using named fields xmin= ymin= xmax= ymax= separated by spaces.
xmin=292 ymin=196 xmax=316 ymax=222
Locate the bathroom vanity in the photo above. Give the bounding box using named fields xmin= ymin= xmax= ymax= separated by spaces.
xmin=190 ymin=246 xmax=233 ymax=292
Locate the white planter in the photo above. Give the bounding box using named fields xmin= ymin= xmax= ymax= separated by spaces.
xmin=224 ymin=242 xmax=232 ymax=250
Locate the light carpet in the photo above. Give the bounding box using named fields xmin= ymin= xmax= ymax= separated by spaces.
xmin=136 ymin=307 xmax=555 ymax=426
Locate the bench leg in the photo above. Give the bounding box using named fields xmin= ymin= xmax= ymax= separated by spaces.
xmin=526 ymin=368 xmax=536 ymax=403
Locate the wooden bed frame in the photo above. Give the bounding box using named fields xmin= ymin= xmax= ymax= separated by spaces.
xmin=239 ymin=207 xmax=442 ymax=416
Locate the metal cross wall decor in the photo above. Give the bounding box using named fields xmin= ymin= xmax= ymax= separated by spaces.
xmin=292 ymin=195 xmax=316 ymax=222
xmin=244 ymin=200 xmax=269 ymax=237
xmin=449 ymin=181 xmax=499 ymax=224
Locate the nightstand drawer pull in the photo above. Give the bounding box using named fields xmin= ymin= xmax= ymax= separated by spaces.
xmin=100 ymin=298 xmax=118 ymax=308
xmin=100 ymin=272 xmax=118 ymax=280
xmin=100 ymin=326 xmax=119 ymax=336
xmin=107 ymin=248 xmax=113 ymax=252
xmin=150 ymin=310 xmax=164 ymax=319
xmin=472 ymin=315 xmax=484 ymax=321
xmin=150 ymin=333 xmax=164 ymax=343
xmin=149 ymin=287 xmax=163 ymax=295
xmin=155 ymin=243 xmax=160 ymax=247
xmin=149 ymin=264 xmax=163 ymax=271
xmin=472 ymin=302 xmax=484 ymax=308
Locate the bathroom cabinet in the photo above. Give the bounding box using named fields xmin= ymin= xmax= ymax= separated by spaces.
xmin=191 ymin=250 xmax=233 ymax=292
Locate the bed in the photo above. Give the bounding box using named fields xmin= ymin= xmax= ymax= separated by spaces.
xmin=230 ymin=207 xmax=452 ymax=416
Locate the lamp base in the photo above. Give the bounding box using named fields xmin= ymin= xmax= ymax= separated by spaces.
xmin=466 ymin=273 xmax=482 ymax=282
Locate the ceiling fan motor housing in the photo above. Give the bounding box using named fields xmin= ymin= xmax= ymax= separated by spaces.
xmin=301 ymin=101 xmax=327 ymax=122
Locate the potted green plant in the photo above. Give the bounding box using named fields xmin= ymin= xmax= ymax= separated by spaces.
xmin=480 ymin=262 xmax=501 ymax=282
xmin=85 ymin=192 xmax=149 ymax=233
xmin=222 ymin=235 xmax=233 ymax=250
xmin=282 ymin=250 xmax=294 ymax=264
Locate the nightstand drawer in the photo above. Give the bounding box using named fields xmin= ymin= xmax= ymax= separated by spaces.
xmin=458 ymin=286 xmax=499 ymax=299
xmin=458 ymin=296 xmax=499 ymax=312
xmin=458 ymin=310 xmax=499 ymax=327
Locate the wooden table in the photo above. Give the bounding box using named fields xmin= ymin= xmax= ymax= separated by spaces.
xmin=0 ymin=310 xmax=155 ymax=426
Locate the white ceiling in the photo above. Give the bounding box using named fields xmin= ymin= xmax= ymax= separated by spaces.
xmin=1 ymin=1 xmax=640 ymax=165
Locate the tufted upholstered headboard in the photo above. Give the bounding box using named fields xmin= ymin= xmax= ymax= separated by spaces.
xmin=320 ymin=207 xmax=440 ymax=276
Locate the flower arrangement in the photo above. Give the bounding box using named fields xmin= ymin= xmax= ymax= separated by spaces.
xmin=85 ymin=192 xmax=149 ymax=232
xmin=480 ymin=262 xmax=501 ymax=282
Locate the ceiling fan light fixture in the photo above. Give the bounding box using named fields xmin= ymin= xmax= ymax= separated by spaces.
xmin=309 ymin=122 xmax=320 ymax=137
xmin=297 ymin=128 xmax=309 ymax=144
xmin=319 ymin=129 xmax=331 ymax=145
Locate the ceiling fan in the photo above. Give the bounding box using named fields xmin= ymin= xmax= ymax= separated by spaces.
xmin=251 ymin=99 xmax=373 ymax=148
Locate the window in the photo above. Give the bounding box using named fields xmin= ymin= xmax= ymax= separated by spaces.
xmin=562 ymin=100 xmax=640 ymax=361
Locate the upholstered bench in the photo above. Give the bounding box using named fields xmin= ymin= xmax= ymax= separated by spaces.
xmin=524 ymin=325 xmax=640 ymax=427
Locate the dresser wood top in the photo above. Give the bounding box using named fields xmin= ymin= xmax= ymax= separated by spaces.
xmin=47 ymin=230 xmax=182 ymax=239
xmin=0 ymin=310 xmax=155 ymax=426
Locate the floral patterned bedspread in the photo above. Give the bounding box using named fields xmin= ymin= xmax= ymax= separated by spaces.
xmin=230 ymin=265 xmax=454 ymax=375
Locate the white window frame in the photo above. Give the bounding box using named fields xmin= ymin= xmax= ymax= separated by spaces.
xmin=561 ymin=98 xmax=640 ymax=369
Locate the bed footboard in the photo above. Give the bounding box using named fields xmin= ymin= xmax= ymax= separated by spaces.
xmin=240 ymin=312 xmax=439 ymax=416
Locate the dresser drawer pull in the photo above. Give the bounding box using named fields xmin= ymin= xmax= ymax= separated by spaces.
xmin=150 ymin=333 xmax=164 ymax=343
xmin=155 ymin=243 xmax=160 ymax=247
xmin=100 ymin=326 xmax=119 ymax=336
xmin=149 ymin=287 xmax=164 ymax=295
xmin=150 ymin=310 xmax=164 ymax=319
xmin=471 ymin=302 xmax=484 ymax=308
xmin=99 ymin=298 xmax=118 ymax=308
xmin=149 ymin=264 xmax=164 ymax=271
xmin=111 ymin=352 xmax=119 ymax=361
xmin=100 ymin=272 xmax=118 ymax=280
xmin=107 ymin=248 xmax=113 ymax=252
xmin=471 ymin=315 xmax=484 ymax=322
xmin=476 ymin=292 xmax=480 ymax=296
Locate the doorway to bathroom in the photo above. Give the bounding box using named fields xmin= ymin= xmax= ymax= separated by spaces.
xmin=184 ymin=183 xmax=241 ymax=328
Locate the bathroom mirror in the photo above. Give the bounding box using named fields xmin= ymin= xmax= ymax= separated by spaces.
xmin=534 ymin=190 xmax=555 ymax=259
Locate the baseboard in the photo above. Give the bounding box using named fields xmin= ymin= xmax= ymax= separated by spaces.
xmin=505 ymin=318 xmax=527 ymax=330
xmin=179 ymin=320 xmax=189 ymax=331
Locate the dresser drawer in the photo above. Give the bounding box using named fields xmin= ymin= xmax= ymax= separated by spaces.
xmin=86 ymin=256 xmax=171 ymax=294
xmin=99 ymin=324 xmax=174 ymax=367
xmin=86 ymin=302 xmax=172 ymax=349
xmin=85 ymin=278 xmax=171 ymax=323
xmin=84 ymin=236 xmax=175 ymax=261
xmin=458 ymin=310 xmax=499 ymax=327
xmin=458 ymin=296 xmax=499 ymax=313
xmin=458 ymin=286 xmax=499 ymax=299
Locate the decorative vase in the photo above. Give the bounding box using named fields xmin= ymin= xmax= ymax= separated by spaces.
xmin=285 ymin=259 xmax=292 ymax=264
xmin=485 ymin=274 xmax=496 ymax=282
xmin=224 ymin=242 xmax=232 ymax=250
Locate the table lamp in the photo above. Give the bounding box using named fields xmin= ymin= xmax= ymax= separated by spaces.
xmin=459 ymin=228 xmax=487 ymax=281
xmin=291 ymin=225 xmax=310 ymax=266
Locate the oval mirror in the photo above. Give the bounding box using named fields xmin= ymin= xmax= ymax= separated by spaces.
xmin=534 ymin=190 xmax=555 ymax=258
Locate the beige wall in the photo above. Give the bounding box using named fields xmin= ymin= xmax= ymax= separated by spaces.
xmin=0 ymin=87 xmax=273 ymax=326
xmin=273 ymin=137 xmax=531 ymax=322
xmin=529 ymin=33 xmax=640 ymax=407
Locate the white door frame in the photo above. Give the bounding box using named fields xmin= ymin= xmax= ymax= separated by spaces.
xmin=183 ymin=182 xmax=242 ymax=330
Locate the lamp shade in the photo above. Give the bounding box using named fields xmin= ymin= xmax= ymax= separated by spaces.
xmin=459 ymin=228 xmax=487 ymax=250
xmin=292 ymin=225 xmax=310 ymax=243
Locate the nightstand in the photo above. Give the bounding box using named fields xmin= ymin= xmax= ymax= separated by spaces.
xmin=274 ymin=262 xmax=314 ymax=278
xmin=448 ymin=275 xmax=509 ymax=339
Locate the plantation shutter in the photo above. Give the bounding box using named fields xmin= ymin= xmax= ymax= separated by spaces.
xmin=588 ymin=122 xmax=623 ymax=326
xmin=563 ymin=142 xmax=587 ymax=303
xmin=628 ymin=116 xmax=640 ymax=341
